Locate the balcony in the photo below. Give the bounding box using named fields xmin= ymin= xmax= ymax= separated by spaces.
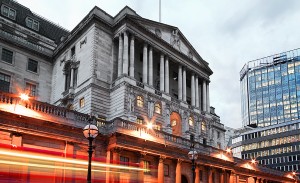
xmin=97 ymin=118 xmax=219 ymax=156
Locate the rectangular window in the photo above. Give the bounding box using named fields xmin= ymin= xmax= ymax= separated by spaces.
xmin=1 ymin=5 xmax=16 ymax=20
xmin=26 ymin=17 xmax=39 ymax=31
xmin=27 ymin=59 xmax=38 ymax=73
xmin=136 ymin=118 xmax=143 ymax=124
xmin=0 ymin=73 xmax=10 ymax=92
xmin=79 ymin=98 xmax=85 ymax=108
xmin=25 ymin=83 xmax=36 ymax=97
xmin=120 ymin=156 xmax=129 ymax=166
xmin=1 ymin=48 xmax=13 ymax=64
xmin=143 ymin=160 xmax=150 ymax=173
xmin=73 ymin=68 xmax=78 ymax=87
xmin=71 ymin=46 xmax=75 ymax=58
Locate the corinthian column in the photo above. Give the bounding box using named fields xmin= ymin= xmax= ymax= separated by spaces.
xmin=158 ymin=156 xmax=165 ymax=183
xmin=160 ymin=54 xmax=165 ymax=91
xmin=175 ymin=159 xmax=182 ymax=183
xmin=148 ymin=46 xmax=153 ymax=86
xmin=129 ymin=35 xmax=135 ymax=77
xmin=143 ymin=43 xmax=148 ymax=84
xmin=195 ymin=76 xmax=199 ymax=108
xmin=178 ymin=65 xmax=183 ymax=100
xmin=191 ymin=73 xmax=195 ymax=106
xmin=117 ymin=34 xmax=123 ymax=77
xmin=122 ymin=31 xmax=129 ymax=75
xmin=202 ymin=80 xmax=207 ymax=112
xmin=207 ymin=83 xmax=210 ymax=113
xmin=183 ymin=67 xmax=186 ymax=102
xmin=165 ymin=56 xmax=169 ymax=93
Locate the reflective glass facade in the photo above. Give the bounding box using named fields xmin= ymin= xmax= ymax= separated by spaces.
xmin=240 ymin=48 xmax=300 ymax=127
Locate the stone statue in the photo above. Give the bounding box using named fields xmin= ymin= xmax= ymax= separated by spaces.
xmin=128 ymin=88 xmax=135 ymax=112
xmin=170 ymin=29 xmax=181 ymax=50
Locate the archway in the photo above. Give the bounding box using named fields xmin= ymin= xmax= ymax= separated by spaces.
xmin=181 ymin=175 xmax=188 ymax=183
xmin=170 ymin=112 xmax=182 ymax=136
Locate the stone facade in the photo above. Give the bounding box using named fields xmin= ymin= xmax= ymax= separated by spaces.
xmin=0 ymin=0 xmax=296 ymax=182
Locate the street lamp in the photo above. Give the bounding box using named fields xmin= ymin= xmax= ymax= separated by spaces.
xmin=188 ymin=135 xmax=198 ymax=183
xmin=83 ymin=117 xmax=99 ymax=183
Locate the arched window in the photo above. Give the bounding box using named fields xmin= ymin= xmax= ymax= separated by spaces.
xmin=137 ymin=95 xmax=144 ymax=107
xmin=154 ymin=103 xmax=161 ymax=114
xmin=189 ymin=116 xmax=194 ymax=126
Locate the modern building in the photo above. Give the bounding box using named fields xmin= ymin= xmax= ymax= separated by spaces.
xmin=0 ymin=0 xmax=296 ymax=182
xmin=232 ymin=48 xmax=300 ymax=178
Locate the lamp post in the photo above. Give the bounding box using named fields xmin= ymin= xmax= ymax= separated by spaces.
xmin=188 ymin=135 xmax=198 ymax=183
xmin=83 ymin=117 xmax=99 ymax=183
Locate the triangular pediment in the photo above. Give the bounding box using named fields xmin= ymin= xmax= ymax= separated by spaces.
xmin=128 ymin=16 xmax=209 ymax=69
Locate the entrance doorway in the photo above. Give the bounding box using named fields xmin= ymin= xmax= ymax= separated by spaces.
xmin=181 ymin=175 xmax=188 ymax=183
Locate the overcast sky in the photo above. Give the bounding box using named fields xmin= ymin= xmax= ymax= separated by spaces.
xmin=16 ymin=0 xmax=300 ymax=128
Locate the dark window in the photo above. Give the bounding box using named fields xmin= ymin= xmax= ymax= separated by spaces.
xmin=200 ymin=170 xmax=203 ymax=181
xmin=71 ymin=46 xmax=75 ymax=58
xmin=73 ymin=67 xmax=78 ymax=87
xmin=27 ymin=59 xmax=38 ymax=73
xmin=172 ymin=72 xmax=178 ymax=81
xmin=1 ymin=48 xmax=13 ymax=64
xmin=0 ymin=73 xmax=10 ymax=92
xmin=164 ymin=164 xmax=169 ymax=176
xmin=1 ymin=5 xmax=16 ymax=20
xmin=26 ymin=17 xmax=39 ymax=31
xmin=203 ymin=138 xmax=207 ymax=145
xmin=25 ymin=83 xmax=36 ymax=97
xmin=120 ymin=156 xmax=129 ymax=166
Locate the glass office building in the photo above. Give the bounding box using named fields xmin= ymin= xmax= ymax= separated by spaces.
xmin=240 ymin=48 xmax=300 ymax=127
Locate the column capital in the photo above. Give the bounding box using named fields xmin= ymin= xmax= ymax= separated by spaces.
xmin=144 ymin=41 xmax=148 ymax=46
xmin=130 ymin=34 xmax=135 ymax=40
xmin=111 ymin=147 xmax=123 ymax=154
xmin=158 ymin=155 xmax=166 ymax=163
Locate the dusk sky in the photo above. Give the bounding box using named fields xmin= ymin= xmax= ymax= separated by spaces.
xmin=17 ymin=0 xmax=300 ymax=128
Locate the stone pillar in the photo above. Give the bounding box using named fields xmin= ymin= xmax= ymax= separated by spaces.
xmin=143 ymin=43 xmax=148 ymax=84
xmin=158 ymin=156 xmax=165 ymax=183
xmin=199 ymin=84 xmax=202 ymax=110
xmin=195 ymin=165 xmax=200 ymax=183
xmin=195 ymin=76 xmax=199 ymax=108
xmin=202 ymin=80 xmax=207 ymax=112
xmin=105 ymin=150 xmax=111 ymax=183
xmin=207 ymin=167 xmax=213 ymax=183
xmin=225 ymin=170 xmax=231 ymax=183
xmin=160 ymin=54 xmax=165 ymax=91
xmin=207 ymin=83 xmax=210 ymax=113
xmin=64 ymin=142 xmax=74 ymax=182
xmin=165 ymin=56 xmax=169 ymax=93
xmin=148 ymin=46 xmax=153 ymax=86
xmin=112 ymin=149 xmax=120 ymax=183
xmin=220 ymin=169 xmax=224 ymax=183
xmin=178 ymin=65 xmax=183 ymax=100
xmin=117 ymin=34 xmax=123 ymax=77
xmin=138 ymin=153 xmax=145 ymax=183
xmin=122 ymin=31 xmax=129 ymax=75
xmin=129 ymin=35 xmax=135 ymax=77
xmin=183 ymin=67 xmax=187 ymax=102
xmin=175 ymin=159 xmax=182 ymax=183
xmin=191 ymin=73 xmax=195 ymax=106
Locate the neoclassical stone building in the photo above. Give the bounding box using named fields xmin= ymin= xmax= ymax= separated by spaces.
xmin=0 ymin=0 xmax=296 ymax=182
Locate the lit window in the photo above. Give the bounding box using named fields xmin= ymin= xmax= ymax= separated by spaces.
xmin=27 ymin=59 xmax=38 ymax=73
xmin=25 ymin=83 xmax=37 ymax=97
xmin=154 ymin=103 xmax=161 ymax=114
xmin=143 ymin=160 xmax=150 ymax=173
xmin=0 ymin=72 xmax=10 ymax=92
xmin=136 ymin=118 xmax=143 ymax=124
xmin=79 ymin=98 xmax=85 ymax=108
xmin=201 ymin=122 xmax=206 ymax=132
xmin=171 ymin=120 xmax=177 ymax=127
xmin=137 ymin=96 xmax=143 ymax=107
xmin=189 ymin=117 xmax=194 ymax=126
xmin=1 ymin=5 xmax=16 ymax=20
xmin=1 ymin=48 xmax=13 ymax=64
xmin=26 ymin=17 xmax=39 ymax=31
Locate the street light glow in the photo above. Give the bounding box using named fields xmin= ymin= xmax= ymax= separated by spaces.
xmin=20 ymin=93 xmax=29 ymax=101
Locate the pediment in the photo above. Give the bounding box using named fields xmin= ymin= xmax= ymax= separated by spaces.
xmin=130 ymin=17 xmax=205 ymax=67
